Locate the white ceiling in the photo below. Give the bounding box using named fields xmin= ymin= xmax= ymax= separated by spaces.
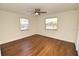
xmin=0 ymin=3 xmax=79 ymax=15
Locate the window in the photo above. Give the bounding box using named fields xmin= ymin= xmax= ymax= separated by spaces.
xmin=45 ymin=17 xmax=58 ymax=30
xmin=20 ymin=18 xmax=29 ymax=31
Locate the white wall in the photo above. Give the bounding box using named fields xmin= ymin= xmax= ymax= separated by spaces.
xmin=37 ymin=10 xmax=78 ymax=43
xmin=78 ymin=10 xmax=79 ymax=55
xmin=0 ymin=10 xmax=36 ymax=44
xmin=76 ymin=9 xmax=79 ymax=55
xmin=77 ymin=24 xmax=79 ymax=55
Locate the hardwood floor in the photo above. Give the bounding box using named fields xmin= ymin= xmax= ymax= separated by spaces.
xmin=0 ymin=34 xmax=78 ymax=56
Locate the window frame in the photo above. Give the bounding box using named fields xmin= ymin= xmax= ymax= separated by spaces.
xmin=45 ymin=17 xmax=58 ymax=30
xmin=20 ymin=17 xmax=29 ymax=31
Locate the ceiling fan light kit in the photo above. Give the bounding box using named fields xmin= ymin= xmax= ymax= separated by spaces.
xmin=35 ymin=12 xmax=39 ymax=15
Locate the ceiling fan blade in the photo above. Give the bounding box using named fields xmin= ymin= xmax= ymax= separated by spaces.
xmin=39 ymin=12 xmax=47 ymax=13
xmin=26 ymin=8 xmax=47 ymax=15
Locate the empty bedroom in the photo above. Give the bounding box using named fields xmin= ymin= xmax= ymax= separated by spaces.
xmin=0 ymin=3 xmax=79 ymax=56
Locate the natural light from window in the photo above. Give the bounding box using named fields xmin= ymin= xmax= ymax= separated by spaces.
xmin=20 ymin=18 xmax=29 ymax=31
xmin=45 ymin=17 xmax=58 ymax=30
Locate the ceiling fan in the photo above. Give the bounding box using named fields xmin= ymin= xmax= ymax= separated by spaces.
xmin=34 ymin=9 xmax=47 ymax=15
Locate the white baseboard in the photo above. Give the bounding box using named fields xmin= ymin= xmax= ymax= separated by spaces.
xmin=0 ymin=34 xmax=34 ymax=45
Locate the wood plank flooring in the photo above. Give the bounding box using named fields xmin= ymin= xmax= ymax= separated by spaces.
xmin=0 ymin=34 xmax=78 ymax=56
